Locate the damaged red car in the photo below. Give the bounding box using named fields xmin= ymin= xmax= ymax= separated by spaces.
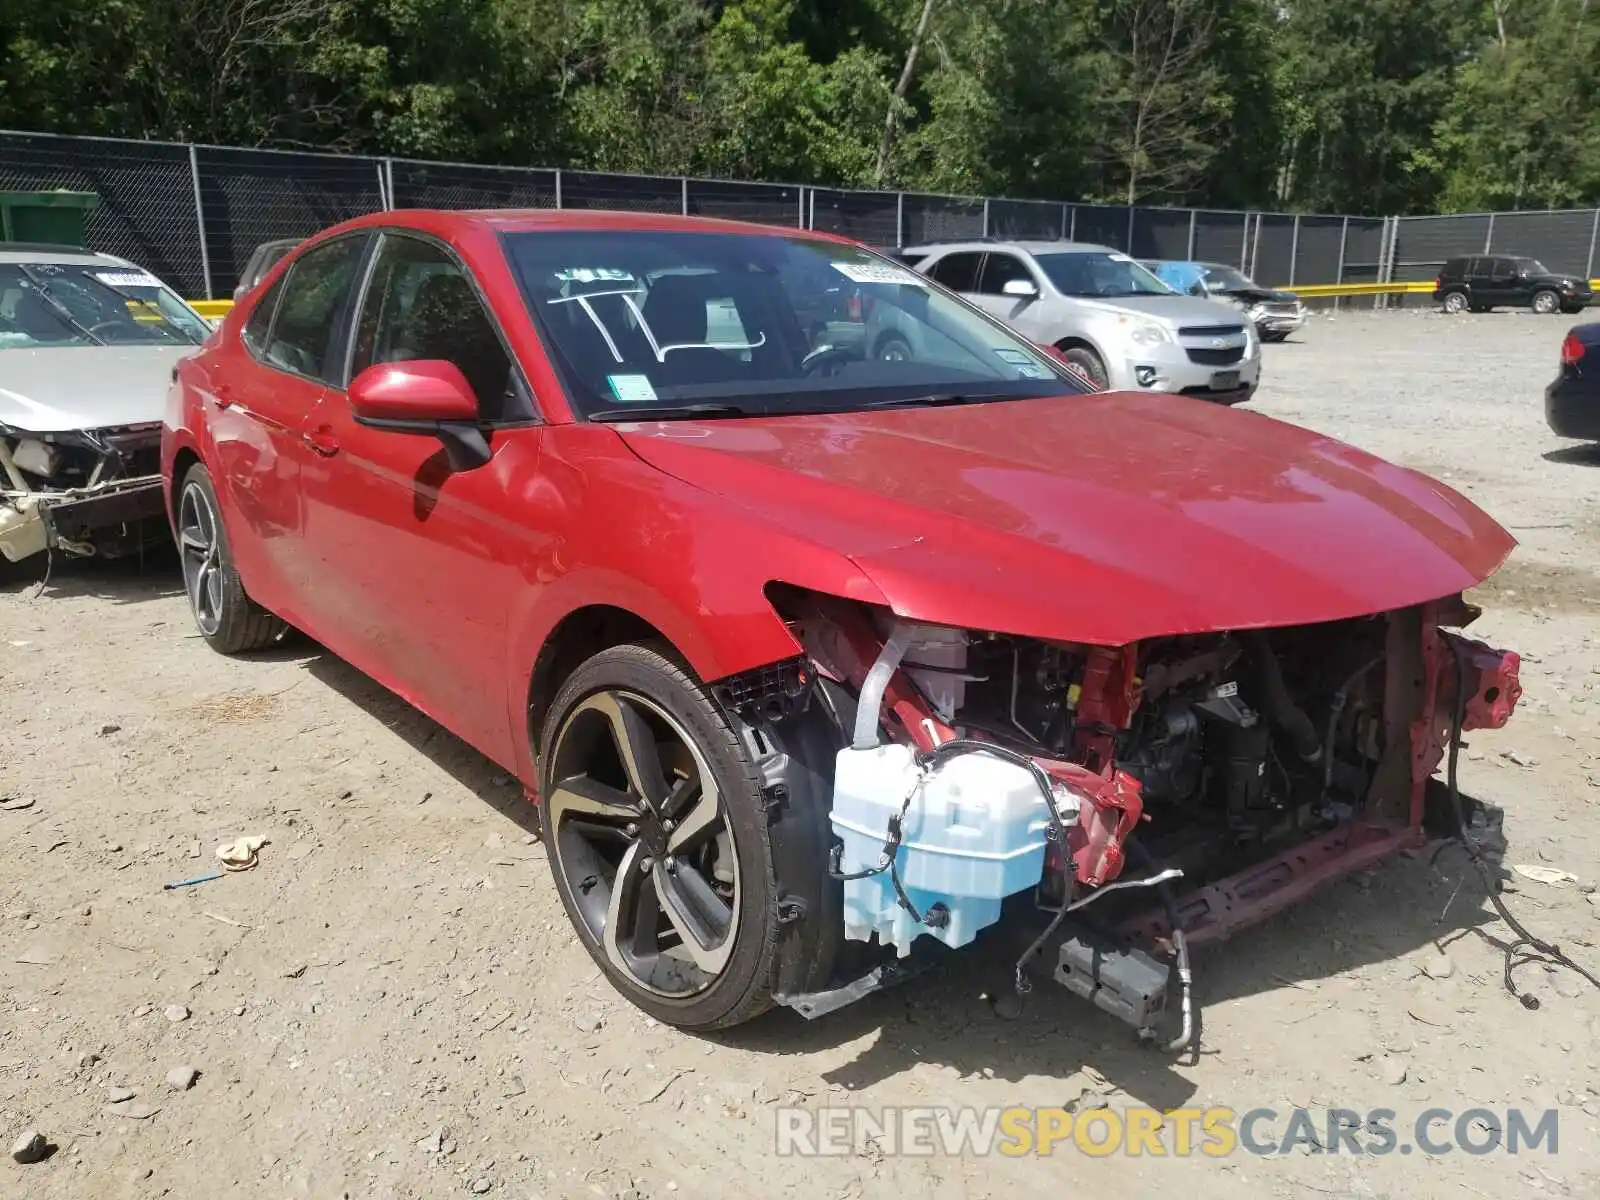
xmin=162 ymin=210 xmax=1522 ymax=1037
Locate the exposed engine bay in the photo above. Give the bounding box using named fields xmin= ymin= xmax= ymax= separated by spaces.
xmin=748 ymin=588 xmax=1524 ymax=1039
xmin=0 ymin=422 xmax=169 ymax=564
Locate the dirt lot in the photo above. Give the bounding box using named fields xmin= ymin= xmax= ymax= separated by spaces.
xmin=4 ymin=309 xmax=1600 ymax=1200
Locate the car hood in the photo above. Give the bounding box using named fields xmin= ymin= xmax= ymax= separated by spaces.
xmin=1062 ymin=292 xmax=1246 ymax=326
xmin=1215 ymin=286 xmax=1299 ymax=305
xmin=0 ymin=345 xmax=193 ymax=432
xmin=616 ymin=394 xmax=1515 ymax=645
xmin=1533 ymin=273 xmax=1590 ymax=290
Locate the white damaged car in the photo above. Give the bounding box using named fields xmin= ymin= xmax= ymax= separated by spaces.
xmin=0 ymin=245 xmax=210 ymax=567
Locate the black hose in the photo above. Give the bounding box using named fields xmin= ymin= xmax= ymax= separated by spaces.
xmin=1320 ymin=653 xmax=1384 ymax=800
xmin=1245 ymin=631 xmax=1322 ymax=762
xmin=1443 ymin=638 xmax=1600 ymax=1008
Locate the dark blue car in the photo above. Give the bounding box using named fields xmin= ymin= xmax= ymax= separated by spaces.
xmin=1546 ymin=323 xmax=1600 ymax=440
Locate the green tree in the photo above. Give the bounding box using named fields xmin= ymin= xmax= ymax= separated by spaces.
xmin=1426 ymin=0 xmax=1600 ymax=211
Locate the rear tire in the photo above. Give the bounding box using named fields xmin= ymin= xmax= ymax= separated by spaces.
xmin=177 ymin=464 xmax=287 ymax=655
xmin=1532 ymin=289 xmax=1560 ymax=315
xmin=1441 ymin=290 xmax=1470 ymax=315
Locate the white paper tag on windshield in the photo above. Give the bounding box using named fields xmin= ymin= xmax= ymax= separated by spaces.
xmin=94 ymin=271 xmax=162 ymax=289
xmin=832 ymin=261 xmax=925 ymax=286
xmin=1107 ymin=253 xmax=1133 ymax=263
xmin=607 ymin=374 xmax=658 ymax=404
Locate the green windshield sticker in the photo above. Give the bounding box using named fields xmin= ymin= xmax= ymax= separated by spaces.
xmin=607 ymin=374 xmax=658 ymax=403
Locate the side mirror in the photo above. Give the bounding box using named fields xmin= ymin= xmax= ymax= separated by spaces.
xmin=348 ymin=360 xmax=491 ymax=471
xmin=1002 ymin=278 xmax=1039 ymax=298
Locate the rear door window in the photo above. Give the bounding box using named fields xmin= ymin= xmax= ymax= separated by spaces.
xmin=926 ymin=252 xmax=983 ymax=293
xmin=262 ymin=236 xmax=366 ymax=382
xmin=241 ymin=276 xmax=285 ymax=356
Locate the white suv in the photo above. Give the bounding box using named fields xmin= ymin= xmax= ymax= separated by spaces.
xmin=888 ymin=240 xmax=1261 ymax=405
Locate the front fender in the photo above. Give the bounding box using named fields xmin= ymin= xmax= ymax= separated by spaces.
xmin=502 ymin=427 xmax=886 ymax=780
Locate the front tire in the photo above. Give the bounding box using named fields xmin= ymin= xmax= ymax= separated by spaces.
xmin=875 ymin=333 xmax=913 ymax=361
xmin=1532 ymin=289 xmax=1560 ymax=315
xmin=177 ymin=464 xmax=287 ymax=654
xmin=1059 ymin=343 xmax=1109 ymax=389
xmin=538 ymin=644 xmax=790 ymax=1030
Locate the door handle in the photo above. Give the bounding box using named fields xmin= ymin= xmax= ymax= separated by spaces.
xmin=302 ymin=428 xmax=340 ymax=457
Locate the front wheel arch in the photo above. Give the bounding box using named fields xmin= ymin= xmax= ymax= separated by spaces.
xmin=526 ymin=604 xmax=673 ymax=763
xmin=168 ymin=446 xmax=202 ymax=534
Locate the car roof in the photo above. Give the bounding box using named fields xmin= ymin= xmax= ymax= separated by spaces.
xmin=0 ymin=244 xmax=131 ymax=267
xmin=900 ymin=239 xmax=1117 ymax=256
xmin=316 ymin=207 xmax=858 ymax=246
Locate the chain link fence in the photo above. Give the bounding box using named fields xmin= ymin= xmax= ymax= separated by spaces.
xmin=5 ymin=128 xmax=1600 ymax=302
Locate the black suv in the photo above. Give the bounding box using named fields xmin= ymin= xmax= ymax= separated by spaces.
xmin=1433 ymin=255 xmax=1592 ymax=315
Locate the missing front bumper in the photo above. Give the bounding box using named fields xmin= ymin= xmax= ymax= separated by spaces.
xmin=0 ymin=475 xmax=166 ymax=562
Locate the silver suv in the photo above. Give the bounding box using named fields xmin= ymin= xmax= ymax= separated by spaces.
xmin=890 ymin=240 xmax=1260 ymax=405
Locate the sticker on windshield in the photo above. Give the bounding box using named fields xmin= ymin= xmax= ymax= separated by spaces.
xmin=1108 ymin=253 xmax=1134 ymax=263
xmin=556 ymin=268 xmax=636 ymax=284
xmin=607 ymin=374 xmax=659 ymax=404
xmin=831 ymin=261 xmax=925 ymax=287
xmin=992 ymin=348 xmax=1033 ymax=365
xmin=94 ymin=271 xmax=162 ymax=289
xmin=1015 ymin=365 xmax=1048 ymax=379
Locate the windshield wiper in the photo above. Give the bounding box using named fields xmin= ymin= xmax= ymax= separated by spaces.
xmin=67 ymin=271 xmax=201 ymax=344
xmin=589 ymin=403 xmax=751 ymax=422
xmin=864 ymin=392 xmax=1001 ymax=410
xmin=15 ymin=266 xmax=106 ymax=345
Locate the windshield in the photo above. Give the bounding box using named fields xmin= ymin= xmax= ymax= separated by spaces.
xmin=501 ymin=231 xmax=1086 ymax=418
xmin=0 ymin=262 xmax=209 ymax=349
xmin=1034 ymin=252 xmax=1174 ymax=298
xmin=1200 ymin=264 xmax=1253 ymax=290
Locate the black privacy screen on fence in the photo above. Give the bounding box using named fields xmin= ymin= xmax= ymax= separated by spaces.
xmin=5 ymin=129 xmax=1600 ymax=299
xmin=196 ymin=146 xmax=386 ymax=295
xmin=0 ymin=131 xmax=207 ymax=296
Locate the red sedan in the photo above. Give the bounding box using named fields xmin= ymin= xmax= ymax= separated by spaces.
xmin=163 ymin=209 xmax=1522 ymax=1035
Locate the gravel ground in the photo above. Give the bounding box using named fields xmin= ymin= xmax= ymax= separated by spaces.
xmin=3 ymin=310 xmax=1600 ymax=1199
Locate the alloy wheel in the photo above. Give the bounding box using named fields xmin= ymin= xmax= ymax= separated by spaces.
xmin=545 ymin=690 xmax=740 ymax=998
xmin=1534 ymin=291 xmax=1558 ymax=314
xmin=178 ymin=481 xmax=223 ymax=636
xmin=1444 ymin=292 xmax=1468 ymax=314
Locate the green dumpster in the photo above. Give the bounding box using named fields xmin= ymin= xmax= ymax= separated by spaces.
xmin=0 ymin=190 xmax=101 ymax=247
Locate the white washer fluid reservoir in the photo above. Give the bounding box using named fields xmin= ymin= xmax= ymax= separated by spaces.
xmin=830 ymin=742 xmax=1055 ymax=955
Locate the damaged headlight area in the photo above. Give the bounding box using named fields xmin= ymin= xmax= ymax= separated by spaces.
xmin=0 ymin=422 xmax=169 ymax=564
xmin=744 ymin=588 xmax=1522 ymax=1042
